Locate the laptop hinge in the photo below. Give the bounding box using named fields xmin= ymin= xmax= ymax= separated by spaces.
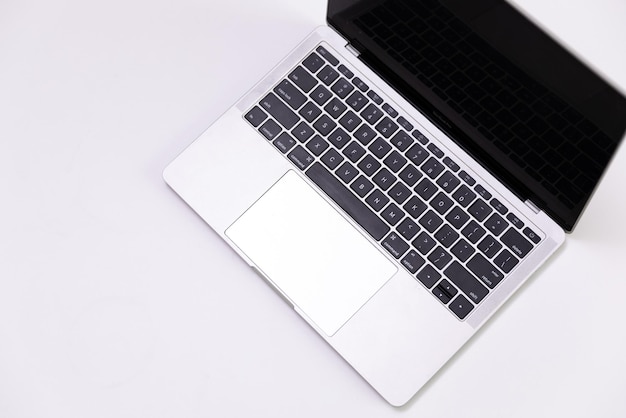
xmin=524 ymin=199 xmax=541 ymax=214
xmin=345 ymin=42 xmax=361 ymax=57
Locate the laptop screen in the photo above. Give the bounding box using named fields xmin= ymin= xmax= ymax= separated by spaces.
xmin=327 ymin=0 xmax=626 ymax=231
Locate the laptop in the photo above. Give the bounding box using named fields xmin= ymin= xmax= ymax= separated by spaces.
xmin=163 ymin=0 xmax=626 ymax=406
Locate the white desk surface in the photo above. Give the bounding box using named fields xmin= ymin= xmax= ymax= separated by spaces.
xmin=2 ymin=0 xmax=625 ymax=416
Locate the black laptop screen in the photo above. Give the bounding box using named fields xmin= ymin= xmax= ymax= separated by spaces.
xmin=327 ymin=0 xmax=626 ymax=231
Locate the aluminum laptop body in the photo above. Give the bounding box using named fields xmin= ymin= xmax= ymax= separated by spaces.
xmin=163 ymin=0 xmax=626 ymax=406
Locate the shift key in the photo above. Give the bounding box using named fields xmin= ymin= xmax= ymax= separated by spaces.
xmin=444 ymin=261 xmax=489 ymax=303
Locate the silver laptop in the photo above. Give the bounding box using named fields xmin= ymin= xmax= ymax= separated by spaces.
xmin=163 ymin=0 xmax=626 ymax=406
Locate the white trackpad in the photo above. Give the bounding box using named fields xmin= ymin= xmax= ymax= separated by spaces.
xmin=226 ymin=171 xmax=397 ymax=336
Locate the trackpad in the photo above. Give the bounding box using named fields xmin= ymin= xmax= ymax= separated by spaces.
xmin=226 ymin=171 xmax=397 ymax=336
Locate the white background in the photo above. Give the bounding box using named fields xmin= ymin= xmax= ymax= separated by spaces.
xmin=1 ymin=0 xmax=626 ymax=416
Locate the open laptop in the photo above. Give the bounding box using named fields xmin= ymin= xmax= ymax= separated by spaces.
xmin=163 ymin=0 xmax=626 ymax=406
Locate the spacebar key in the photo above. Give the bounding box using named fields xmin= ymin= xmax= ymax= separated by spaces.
xmin=306 ymin=163 xmax=389 ymax=241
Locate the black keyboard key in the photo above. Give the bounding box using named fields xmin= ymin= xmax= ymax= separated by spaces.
xmin=320 ymin=148 xmax=343 ymax=170
xmin=313 ymin=114 xmax=337 ymax=136
xmin=365 ymin=189 xmax=389 ymax=212
xmin=310 ymin=85 xmax=333 ymax=105
xmin=494 ymin=249 xmax=519 ymax=273
xmin=381 ymin=203 xmax=405 ymax=226
xmin=316 ymin=45 xmax=338 ymax=65
xmin=462 ymin=220 xmax=486 ymax=243
xmin=350 ymin=175 xmax=374 ymax=198
xmin=299 ymin=101 xmax=322 ymax=122
xmin=288 ymin=145 xmax=314 ymax=170
xmin=451 ymin=239 xmax=475 ymax=262
xmin=443 ymin=157 xmax=459 ymax=172
xmin=354 ymin=124 xmax=376 ymax=145
xmin=401 ymin=250 xmax=425 ymax=274
xmin=289 ymin=66 xmax=317 ymax=93
xmin=399 ymin=164 xmax=422 ymax=186
xmin=477 ymin=235 xmax=502 ymax=258
xmin=382 ymin=103 xmax=398 ymax=117
xmin=475 ymin=184 xmax=492 ymax=200
xmin=421 ymin=157 xmax=445 ymax=179
xmin=306 ymin=135 xmax=329 ymax=156
xmin=433 ymin=286 xmax=451 ymax=304
xmin=437 ymin=171 xmax=460 ymax=193
xmin=523 ymin=227 xmax=541 ymax=244
xmin=485 ymin=213 xmax=507 ymax=236
xmin=245 ymin=106 xmax=267 ymax=127
xmin=292 ymin=121 xmax=315 ymax=143
xmin=434 ymin=224 xmax=459 ymax=248
xmin=446 ymin=206 xmax=470 ymax=229
xmin=431 ymin=192 xmax=454 ymax=215
xmin=444 ymin=261 xmax=489 ymax=304
xmin=352 ymin=77 xmax=369 ymax=92
xmin=342 ymin=141 xmax=366 ymax=163
xmin=459 ymin=170 xmax=476 ymax=186
xmin=397 ymin=218 xmax=420 ymax=240
xmin=302 ymin=52 xmax=324 ymax=73
xmin=328 ymin=127 xmax=350 ymax=149
xmin=357 ymin=155 xmax=381 ymax=176
xmin=273 ymin=132 xmax=296 ymax=154
xmin=274 ymin=80 xmax=307 ymax=110
xmin=506 ymin=213 xmax=524 ymax=229
xmin=467 ymin=254 xmax=504 ymax=289
xmin=337 ymin=64 xmax=353 ymax=79
xmin=390 ymin=131 xmax=413 ymax=152
xmin=332 ymin=78 xmax=354 ymax=98
xmin=369 ymin=137 xmax=392 ymax=158
xmin=388 ymin=182 xmax=411 ymax=204
xmin=361 ymin=103 xmax=384 ymax=125
xmin=336 ymin=161 xmax=358 ymax=184
xmin=382 ymin=232 xmax=409 ymax=259
xmin=346 ymin=91 xmax=368 ymax=111
xmin=412 ymin=129 xmax=428 ymax=145
xmin=324 ymin=98 xmax=347 ymax=119
xmin=490 ymin=198 xmax=508 ymax=215
xmin=372 ymin=168 xmax=396 ymax=191
xmin=417 ymin=265 xmax=441 ymax=288
xmin=413 ymin=231 xmax=437 ymax=255
xmin=449 ymin=294 xmax=474 ymax=319
xmin=415 ymin=178 xmax=438 ymax=201
xmin=367 ymin=90 xmax=383 ymax=104
xmin=259 ymin=119 xmax=282 ymax=140
xmin=439 ymin=279 xmax=458 ymax=299
xmin=306 ymin=162 xmax=389 ymax=240
xmin=406 ymin=143 xmax=429 ymax=166
xmin=339 ymin=110 xmax=362 ymax=132
xmin=419 ymin=210 xmax=443 ymax=233
xmin=260 ymin=93 xmax=299 ymax=130
xmin=427 ymin=143 xmax=444 ymax=159
xmin=375 ymin=117 xmax=399 ymax=138
xmin=383 ymin=150 xmax=407 ymax=173
xmin=397 ymin=116 xmax=413 ymax=131
xmin=452 ymin=184 xmax=476 ymax=207
xmin=429 ymin=246 xmax=453 ymax=270
xmin=317 ymin=65 xmax=340 ymax=86
xmin=468 ymin=199 xmax=493 ymax=221
xmin=501 ymin=228 xmax=533 ymax=258
xmin=403 ymin=196 xmax=427 ymax=219
xmin=434 ymin=280 xmax=456 ymax=304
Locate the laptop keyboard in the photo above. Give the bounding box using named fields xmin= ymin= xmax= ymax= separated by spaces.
xmin=244 ymin=44 xmax=543 ymax=320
